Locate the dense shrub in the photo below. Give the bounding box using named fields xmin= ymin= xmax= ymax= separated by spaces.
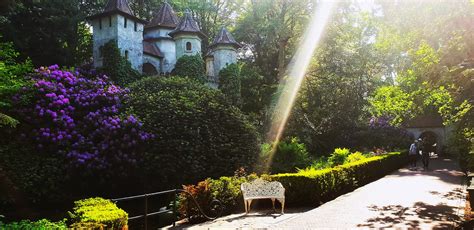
xmin=12 ymin=65 xmax=152 ymax=169
xmin=259 ymin=137 xmax=312 ymax=173
xmin=344 ymin=151 xmax=367 ymax=164
xmin=172 ymin=54 xmax=205 ymax=80
xmin=272 ymin=151 xmax=408 ymax=206
xmin=69 ymin=197 xmax=128 ymax=229
xmin=0 ymin=40 xmax=32 ymax=127
xmin=100 ymin=40 xmax=143 ymax=86
xmin=0 ymin=219 xmax=67 ymax=229
xmin=179 ymin=174 xmax=258 ymax=222
xmin=127 ymin=76 xmax=260 ymax=188
xmin=179 ymin=152 xmax=408 ymax=220
xmin=219 ymin=63 xmax=242 ymax=107
xmin=327 ymin=148 xmax=351 ymax=166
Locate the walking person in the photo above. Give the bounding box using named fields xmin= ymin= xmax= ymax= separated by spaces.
xmin=421 ymin=137 xmax=431 ymax=170
xmin=409 ymin=140 xmax=418 ymax=167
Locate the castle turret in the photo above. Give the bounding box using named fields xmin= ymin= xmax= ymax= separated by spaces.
xmin=169 ymin=10 xmax=205 ymax=60
xmin=208 ymin=27 xmax=241 ymax=79
xmin=87 ymin=0 xmax=146 ymax=72
xmin=144 ymin=1 xmax=179 ymax=74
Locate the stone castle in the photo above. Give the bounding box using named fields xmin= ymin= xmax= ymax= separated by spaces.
xmin=87 ymin=0 xmax=240 ymax=85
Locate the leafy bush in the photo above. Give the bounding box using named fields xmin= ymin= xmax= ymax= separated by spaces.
xmin=327 ymin=148 xmax=350 ymax=166
xmin=12 ymin=65 xmax=152 ymax=168
xmin=100 ymin=40 xmax=143 ymax=86
xmin=219 ymin=63 xmax=241 ymax=107
xmin=271 ymin=151 xmax=408 ymax=206
xmin=0 ymin=40 xmax=32 ymax=128
xmin=0 ymin=219 xmax=67 ymax=229
xmin=344 ymin=151 xmax=367 ymax=164
xmin=173 ymin=54 xmax=205 ymax=80
xmin=260 ymin=137 xmax=312 ymax=173
xmin=179 ymin=174 xmax=258 ymax=222
xmin=127 ymin=76 xmax=260 ymax=188
xmin=69 ymin=197 xmax=128 ymax=229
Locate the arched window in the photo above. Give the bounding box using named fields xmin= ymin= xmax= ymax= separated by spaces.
xmin=186 ymin=42 xmax=192 ymax=51
xmin=124 ymin=50 xmax=129 ymax=60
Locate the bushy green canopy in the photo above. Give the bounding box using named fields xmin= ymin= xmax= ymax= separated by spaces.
xmin=127 ymin=76 xmax=260 ymax=187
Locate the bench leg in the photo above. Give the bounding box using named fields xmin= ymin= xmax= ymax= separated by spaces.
xmin=244 ymin=199 xmax=248 ymax=214
xmin=271 ymin=198 xmax=276 ymax=212
xmin=277 ymin=198 xmax=285 ymax=214
xmin=248 ymin=200 xmax=253 ymax=213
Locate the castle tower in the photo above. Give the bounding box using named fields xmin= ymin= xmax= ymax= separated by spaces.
xmin=87 ymin=0 xmax=146 ymax=72
xmin=169 ymin=10 xmax=205 ymax=60
xmin=143 ymin=1 xmax=179 ymax=74
xmin=208 ymin=27 xmax=241 ymax=80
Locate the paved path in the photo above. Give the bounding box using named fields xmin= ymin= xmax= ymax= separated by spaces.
xmin=175 ymin=157 xmax=465 ymax=229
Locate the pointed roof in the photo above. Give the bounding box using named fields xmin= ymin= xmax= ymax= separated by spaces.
xmin=145 ymin=1 xmax=179 ymax=30
xmin=104 ymin=0 xmax=133 ymax=15
xmin=86 ymin=0 xmax=147 ymax=24
xmin=209 ymin=27 xmax=241 ymax=49
xmin=143 ymin=41 xmax=163 ymax=58
xmin=169 ymin=10 xmax=206 ymax=39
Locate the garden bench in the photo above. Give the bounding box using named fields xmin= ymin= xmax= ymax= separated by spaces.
xmin=241 ymin=178 xmax=285 ymax=214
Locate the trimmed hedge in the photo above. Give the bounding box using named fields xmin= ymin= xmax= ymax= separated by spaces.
xmin=270 ymin=151 xmax=408 ymax=206
xmin=179 ymin=152 xmax=408 ymax=219
xmin=0 ymin=219 xmax=67 ymax=229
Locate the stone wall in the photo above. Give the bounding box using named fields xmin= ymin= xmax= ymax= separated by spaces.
xmin=116 ymin=15 xmax=144 ymax=72
xmin=212 ymin=45 xmax=237 ymax=78
xmin=144 ymin=28 xmax=176 ymax=73
xmin=92 ymin=15 xmax=119 ymax=68
xmin=174 ymin=34 xmax=201 ymax=60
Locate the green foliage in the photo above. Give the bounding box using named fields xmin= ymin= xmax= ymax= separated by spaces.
xmin=69 ymin=197 xmax=128 ymax=229
xmin=100 ymin=40 xmax=142 ymax=86
xmin=327 ymin=148 xmax=351 ymax=167
xmin=127 ymin=76 xmax=260 ymax=188
xmin=219 ymin=63 xmax=242 ymax=107
xmin=0 ymin=39 xmax=32 ymax=127
xmin=0 ymin=219 xmax=67 ymax=229
xmin=260 ymin=137 xmax=312 ymax=174
xmin=173 ymin=54 xmax=206 ymax=80
xmin=179 ymin=174 xmax=258 ymax=221
xmin=272 ymin=152 xmax=408 ymax=206
xmin=0 ymin=144 xmax=67 ymax=207
xmin=344 ymin=151 xmax=367 ymax=164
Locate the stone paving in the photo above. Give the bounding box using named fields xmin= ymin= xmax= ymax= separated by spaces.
xmin=171 ymin=157 xmax=465 ymax=229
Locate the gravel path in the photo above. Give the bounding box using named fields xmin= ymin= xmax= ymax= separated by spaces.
xmin=173 ymin=157 xmax=465 ymax=229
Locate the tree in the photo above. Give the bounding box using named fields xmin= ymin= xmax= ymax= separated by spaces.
xmin=219 ymin=63 xmax=241 ymax=107
xmin=126 ymin=76 xmax=260 ymax=188
xmin=0 ymin=40 xmax=32 ymax=127
xmin=172 ymin=54 xmax=206 ymax=80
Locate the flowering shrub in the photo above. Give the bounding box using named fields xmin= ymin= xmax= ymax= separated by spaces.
xmin=13 ymin=65 xmax=152 ymax=168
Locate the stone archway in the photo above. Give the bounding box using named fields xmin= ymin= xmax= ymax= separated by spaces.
xmin=143 ymin=63 xmax=158 ymax=76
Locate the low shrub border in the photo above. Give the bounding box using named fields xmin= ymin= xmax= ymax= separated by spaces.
xmin=179 ymin=151 xmax=408 ymax=219
xmin=270 ymin=151 xmax=408 ymax=206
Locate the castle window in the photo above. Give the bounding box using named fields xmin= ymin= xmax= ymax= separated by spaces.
xmin=99 ymin=46 xmax=104 ymax=57
xmin=134 ymin=22 xmax=137 ymax=32
xmin=186 ymin=42 xmax=192 ymax=51
xmin=109 ymin=16 xmax=112 ymax=27
xmin=99 ymin=18 xmax=102 ymax=29
xmin=125 ymin=50 xmax=129 ymax=60
xmin=124 ymin=18 xmax=127 ymax=28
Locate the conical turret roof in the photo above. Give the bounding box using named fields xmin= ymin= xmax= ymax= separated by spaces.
xmin=169 ymin=10 xmax=206 ymax=38
xmin=87 ymin=0 xmax=147 ymax=24
xmin=210 ymin=27 xmax=241 ymax=49
xmin=145 ymin=1 xmax=179 ymax=29
xmin=104 ymin=0 xmax=133 ymax=15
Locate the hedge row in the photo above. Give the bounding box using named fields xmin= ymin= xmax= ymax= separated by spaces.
xmin=270 ymin=151 xmax=408 ymax=206
xmin=179 ymin=151 xmax=408 ymax=219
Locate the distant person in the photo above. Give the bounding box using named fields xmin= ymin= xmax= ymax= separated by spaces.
xmin=409 ymin=140 xmax=418 ymax=167
xmin=421 ymin=137 xmax=431 ymax=170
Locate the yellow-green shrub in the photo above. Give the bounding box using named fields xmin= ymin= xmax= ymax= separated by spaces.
xmin=69 ymin=197 xmax=128 ymax=229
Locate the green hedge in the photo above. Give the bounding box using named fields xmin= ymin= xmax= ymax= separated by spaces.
xmin=0 ymin=219 xmax=67 ymax=229
xmin=179 ymin=152 xmax=407 ymax=219
xmin=270 ymin=151 xmax=408 ymax=206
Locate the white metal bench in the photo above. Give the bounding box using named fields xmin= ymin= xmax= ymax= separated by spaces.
xmin=241 ymin=178 xmax=285 ymax=214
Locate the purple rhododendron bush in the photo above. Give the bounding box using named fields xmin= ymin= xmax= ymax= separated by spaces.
xmin=13 ymin=65 xmax=153 ymax=168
